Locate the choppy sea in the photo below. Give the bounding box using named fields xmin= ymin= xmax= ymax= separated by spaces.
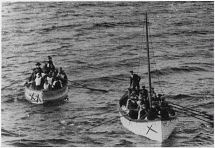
xmin=1 ymin=1 xmax=214 ymax=147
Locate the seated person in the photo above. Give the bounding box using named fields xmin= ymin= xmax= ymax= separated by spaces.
xmin=139 ymin=86 xmax=148 ymax=100
xmin=128 ymin=109 xmax=138 ymax=119
xmin=139 ymin=97 xmax=150 ymax=110
xmin=147 ymin=103 xmax=159 ymax=120
xmin=35 ymin=73 xmax=42 ymax=90
xmin=43 ymin=79 xmax=51 ymax=90
xmin=138 ymin=104 xmax=148 ymax=120
xmin=46 ymin=72 xmax=53 ymax=86
xmin=126 ymin=97 xmax=138 ymax=110
xmin=159 ymin=107 xmax=169 ymax=119
xmin=168 ymin=108 xmax=176 ymax=117
xmin=151 ymin=88 xmax=157 ymax=101
xmin=52 ymin=78 xmax=63 ymax=90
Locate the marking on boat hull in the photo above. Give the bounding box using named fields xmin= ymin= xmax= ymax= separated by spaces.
xmin=146 ymin=124 xmax=157 ymax=135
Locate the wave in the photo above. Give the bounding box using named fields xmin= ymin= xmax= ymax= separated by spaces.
xmin=92 ymin=21 xmax=141 ymax=29
xmin=173 ymin=94 xmax=191 ymax=99
xmin=114 ymin=139 xmax=134 ymax=147
xmin=1 ymin=129 xmax=24 ymax=137
xmin=150 ymin=66 xmax=207 ymax=76
xmin=9 ymin=138 xmax=71 ymax=147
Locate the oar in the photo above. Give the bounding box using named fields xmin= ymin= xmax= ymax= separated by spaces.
xmin=84 ymin=116 xmax=119 ymax=131
xmin=172 ymin=105 xmax=213 ymax=121
xmin=170 ymin=104 xmax=212 ymax=118
xmin=169 ymin=103 xmax=213 ymax=120
xmin=170 ymin=103 xmax=213 ymax=117
xmin=71 ymin=110 xmax=119 ymax=119
xmin=68 ymin=80 xmax=109 ymax=93
xmin=175 ymin=108 xmax=213 ymax=126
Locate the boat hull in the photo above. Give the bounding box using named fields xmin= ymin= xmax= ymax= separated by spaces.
xmin=25 ymin=85 xmax=68 ymax=104
xmin=119 ymin=112 xmax=178 ymax=142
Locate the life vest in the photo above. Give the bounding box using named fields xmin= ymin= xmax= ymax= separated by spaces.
xmin=35 ymin=76 xmax=42 ymax=86
xmin=43 ymin=83 xmax=50 ymax=90
xmin=47 ymin=76 xmax=53 ymax=85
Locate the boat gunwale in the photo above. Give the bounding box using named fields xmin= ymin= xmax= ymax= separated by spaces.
xmin=25 ymin=82 xmax=68 ymax=93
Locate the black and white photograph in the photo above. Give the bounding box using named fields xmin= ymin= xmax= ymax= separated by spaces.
xmin=1 ymin=1 xmax=214 ymax=147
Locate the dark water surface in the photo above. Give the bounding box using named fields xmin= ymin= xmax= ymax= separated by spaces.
xmin=1 ymin=1 xmax=214 ymax=147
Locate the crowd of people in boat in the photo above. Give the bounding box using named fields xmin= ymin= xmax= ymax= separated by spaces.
xmin=121 ymin=71 xmax=175 ymax=120
xmin=25 ymin=56 xmax=68 ymax=90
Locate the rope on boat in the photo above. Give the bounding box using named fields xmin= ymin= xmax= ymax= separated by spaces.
xmin=142 ymin=16 xmax=164 ymax=95
xmin=169 ymin=103 xmax=213 ymax=120
xmin=84 ymin=116 xmax=120 ymax=131
xmin=169 ymin=103 xmax=213 ymax=126
xmin=68 ymin=80 xmax=109 ymax=93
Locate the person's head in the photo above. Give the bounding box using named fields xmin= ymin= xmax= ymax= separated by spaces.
xmin=130 ymin=71 xmax=134 ymax=75
xmin=48 ymin=56 xmax=52 ymax=61
xmin=36 ymin=62 xmax=41 ymax=67
xmin=142 ymin=86 xmax=145 ymax=89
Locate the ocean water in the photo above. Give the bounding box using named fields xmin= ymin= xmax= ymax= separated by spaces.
xmin=1 ymin=1 xmax=214 ymax=147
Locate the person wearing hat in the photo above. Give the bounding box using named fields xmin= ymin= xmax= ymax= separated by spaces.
xmin=129 ymin=71 xmax=141 ymax=93
xmin=34 ymin=62 xmax=43 ymax=74
xmin=27 ymin=62 xmax=43 ymax=84
xmin=42 ymin=56 xmax=55 ymax=75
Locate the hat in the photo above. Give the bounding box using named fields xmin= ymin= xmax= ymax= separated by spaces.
xmin=142 ymin=86 xmax=145 ymax=88
xmin=48 ymin=56 xmax=52 ymax=60
xmin=130 ymin=71 xmax=133 ymax=73
xmin=35 ymin=62 xmax=41 ymax=66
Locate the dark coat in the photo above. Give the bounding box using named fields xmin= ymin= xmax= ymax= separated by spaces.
xmin=160 ymin=108 xmax=169 ymax=119
xmin=147 ymin=108 xmax=158 ymax=120
xmin=129 ymin=110 xmax=138 ymax=119
xmin=140 ymin=88 xmax=148 ymax=99
xmin=130 ymin=74 xmax=141 ymax=86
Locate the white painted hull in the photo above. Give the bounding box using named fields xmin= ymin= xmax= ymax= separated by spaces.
xmin=119 ymin=111 xmax=178 ymax=142
xmin=25 ymin=85 xmax=68 ymax=104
